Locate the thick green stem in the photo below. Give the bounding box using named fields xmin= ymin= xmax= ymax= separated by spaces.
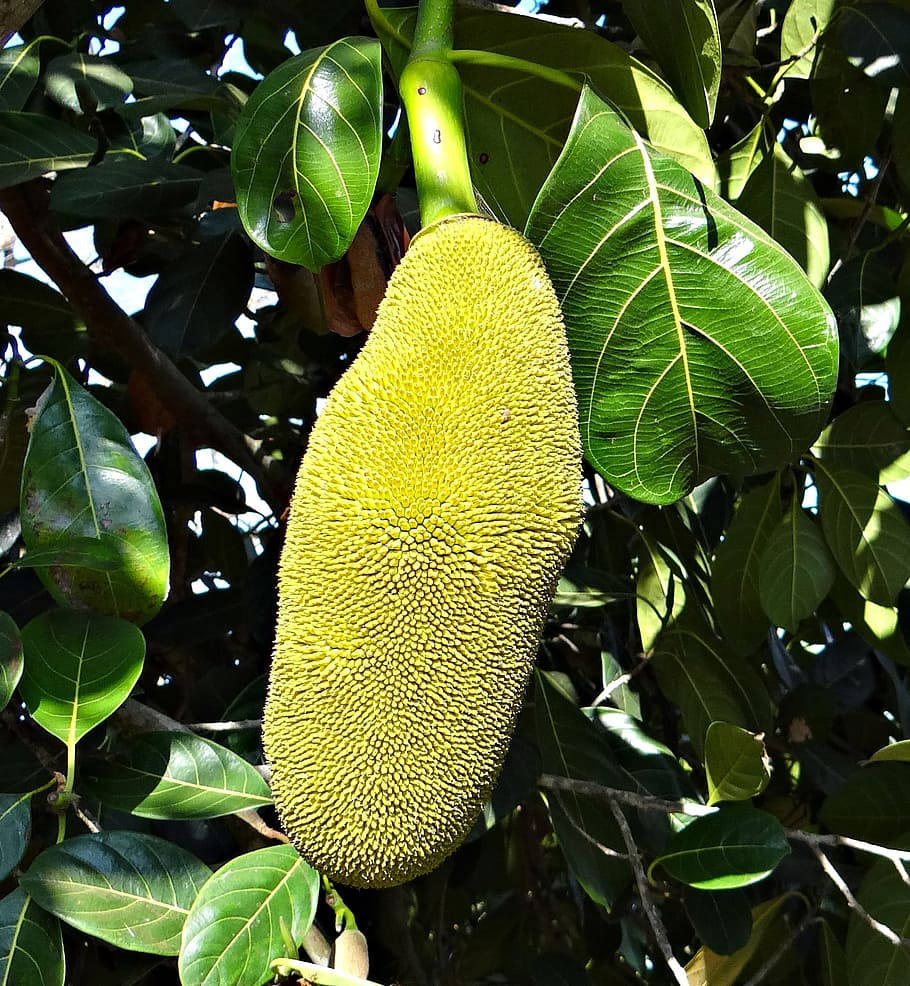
xmin=399 ymin=0 xmax=476 ymax=226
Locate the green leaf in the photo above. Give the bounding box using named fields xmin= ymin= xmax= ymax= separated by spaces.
xmin=869 ymin=740 xmax=910 ymax=764
xmin=49 ymin=159 xmax=202 ymax=219
xmin=716 ymin=120 xmax=763 ymax=200
xmin=0 ymin=612 xmax=23 ymax=711
xmin=526 ymin=87 xmax=837 ymax=504
xmin=826 ymin=256 xmax=901 ymax=367
xmin=11 ymin=537 xmax=123 ymax=572
xmin=382 ymin=7 xmax=715 ymax=230
xmin=621 ymin=0 xmax=721 ymax=128
xmin=0 ymin=889 xmax=64 ymax=986
xmin=846 ymin=851 xmax=910 ymax=985
xmin=711 ymin=476 xmax=781 ymax=654
xmin=0 ymin=40 xmax=42 ymax=112
xmin=21 ymin=832 xmax=210 ymax=956
xmin=758 ymin=506 xmax=836 ymax=632
xmin=814 ymin=401 xmax=910 ymax=483
xmin=534 ymin=671 xmax=630 ymax=909
xmin=178 ymin=844 xmax=319 ymax=986
xmin=737 ymin=140 xmax=830 ymax=288
xmin=820 ymin=762 xmax=910 ymax=843
xmin=649 ymin=804 xmax=789 ymax=889
xmin=232 ymin=37 xmax=383 ymax=270
xmin=637 ymin=533 xmax=686 ymax=653
xmin=20 ymin=363 xmax=169 ymax=624
xmin=19 ymin=609 xmax=145 ymax=746
xmin=838 ymin=1 xmax=910 ymax=88
xmin=818 ymin=920 xmax=848 ymax=986
xmin=0 ymin=112 xmax=97 ymax=190
xmin=44 ymin=53 xmax=133 ymax=113
xmin=651 ymin=615 xmax=774 ymax=758
xmin=814 ymin=458 xmax=910 ymax=606
xmin=704 ymin=721 xmax=770 ymax=805
xmin=0 ymin=791 xmax=32 ymax=882
xmin=683 ymin=886 xmax=753 ymax=955
xmin=779 ymin=0 xmax=836 ymax=79
xmin=81 ymin=731 xmax=272 ymax=819
xmin=0 ymin=270 xmax=84 ymax=363
xmin=143 ymin=233 xmax=253 ymax=357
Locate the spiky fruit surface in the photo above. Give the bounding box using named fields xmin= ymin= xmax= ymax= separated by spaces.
xmin=264 ymin=215 xmax=582 ymax=887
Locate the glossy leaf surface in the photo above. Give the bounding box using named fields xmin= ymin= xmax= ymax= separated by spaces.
xmin=0 ymin=612 xmax=22 ymax=711
xmin=44 ymin=53 xmax=133 ymax=113
xmin=82 ymin=730 xmax=272 ymax=819
xmin=20 ymin=364 xmax=169 ymax=624
xmin=526 ymin=87 xmax=838 ymax=503
xmin=0 ymin=41 xmax=42 ymax=111
xmin=0 ymin=791 xmax=30 ymax=882
xmin=178 ymin=844 xmax=319 ymax=986
xmin=21 ymin=832 xmax=210 ymax=955
xmin=19 ymin=609 xmax=145 ymax=746
xmin=0 ymin=112 xmax=97 ymax=189
xmin=704 ymin=721 xmax=770 ymax=805
xmin=232 ymin=38 xmax=382 ymax=270
xmin=0 ymin=889 xmax=64 ymax=986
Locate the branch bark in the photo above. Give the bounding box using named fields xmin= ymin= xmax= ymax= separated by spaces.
xmin=0 ymin=0 xmax=42 ymax=45
xmin=0 ymin=180 xmax=283 ymax=513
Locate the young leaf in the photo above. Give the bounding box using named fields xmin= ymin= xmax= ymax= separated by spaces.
xmin=820 ymin=762 xmax=910 ymax=844
xmin=80 ymin=730 xmax=272 ymax=819
xmin=711 ymin=475 xmax=781 ymax=655
xmin=737 ymin=141 xmax=830 ymax=288
xmin=0 ymin=791 xmax=31 ymax=882
xmin=649 ymin=804 xmax=790 ymax=889
xmin=845 ymin=850 xmax=910 ymax=985
xmin=814 ymin=458 xmax=910 ymax=606
xmin=20 ymin=363 xmax=169 ymax=624
xmin=0 ymin=612 xmax=23 ymax=711
xmin=526 ymin=87 xmax=838 ymax=504
xmin=232 ymin=37 xmax=383 ymax=270
xmin=0 ymin=888 xmax=64 ymax=986
xmin=178 ymin=844 xmax=319 ymax=986
xmin=869 ymin=740 xmax=910 ymax=764
xmin=20 ymin=832 xmax=210 ymax=955
xmin=620 ymin=0 xmax=722 ymax=128
xmin=0 ymin=112 xmax=97 ymax=189
xmin=0 ymin=40 xmax=42 ymax=111
xmin=758 ymin=506 xmax=836 ymax=632
xmin=19 ymin=609 xmax=145 ymax=746
xmin=704 ymin=721 xmax=770 ymax=805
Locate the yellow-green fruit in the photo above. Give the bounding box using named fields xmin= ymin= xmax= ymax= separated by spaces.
xmin=265 ymin=214 xmax=582 ymax=888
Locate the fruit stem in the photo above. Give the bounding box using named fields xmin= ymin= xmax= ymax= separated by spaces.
xmin=399 ymin=0 xmax=477 ymax=226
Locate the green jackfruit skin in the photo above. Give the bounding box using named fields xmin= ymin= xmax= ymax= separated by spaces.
xmin=265 ymin=215 xmax=582 ymax=888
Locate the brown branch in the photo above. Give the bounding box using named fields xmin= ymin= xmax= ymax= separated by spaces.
xmin=539 ymin=774 xmax=717 ymax=817
xmin=0 ymin=180 xmax=282 ymax=513
xmin=0 ymin=0 xmax=43 ymax=45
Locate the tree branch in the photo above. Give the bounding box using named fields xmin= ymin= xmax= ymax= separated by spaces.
xmin=0 ymin=180 xmax=282 ymax=513
xmin=539 ymin=775 xmax=717 ymax=817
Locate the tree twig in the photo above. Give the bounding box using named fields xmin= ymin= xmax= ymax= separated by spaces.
xmin=186 ymin=718 xmax=262 ymax=732
xmin=607 ymin=797 xmax=689 ymax=986
xmin=539 ymin=775 xmax=717 ymax=817
xmin=0 ymin=180 xmax=282 ymax=513
xmin=551 ymin=791 xmax=627 ymax=859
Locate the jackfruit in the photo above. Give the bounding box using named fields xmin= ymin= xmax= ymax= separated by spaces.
xmin=264 ymin=214 xmax=582 ymax=888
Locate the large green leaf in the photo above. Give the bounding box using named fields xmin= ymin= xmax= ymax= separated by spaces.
xmin=704 ymin=721 xmax=770 ymax=805
xmin=232 ymin=37 xmax=383 ymax=270
xmin=779 ymin=0 xmax=837 ymax=79
xmin=44 ymin=53 xmax=133 ymax=114
xmin=737 ymin=141 xmax=830 ymax=288
xmin=143 ymin=233 xmax=253 ymax=357
xmin=21 ymin=832 xmax=209 ymax=956
xmin=81 ymin=731 xmax=272 ymax=819
xmin=758 ymin=506 xmax=836 ymax=632
xmin=0 ymin=889 xmax=64 ymax=986
xmin=0 ymin=270 xmax=85 ymax=363
xmin=381 ymin=7 xmax=716 ymax=230
xmin=846 ymin=851 xmax=910 ymax=985
xmin=649 ymin=804 xmax=789 ymax=889
xmin=0 ymin=791 xmax=31 ymax=882
xmin=819 ymin=762 xmax=910 ymax=844
xmin=178 ymin=844 xmax=319 ymax=986
xmin=0 ymin=40 xmax=42 ymax=111
xmin=9 ymin=537 xmax=122 ymax=573
xmin=0 ymin=112 xmax=97 ymax=190
xmin=0 ymin=612 xmax=23 ymax=711
xmin=621 ymin=0 xmax=721 ymax=128
xmin=49 ymin=159 xmax=202 ymax=219
xmin=711 ymin=476 xmax=781 ymax=655
xmin=19 ymin=609 xmax=145 ymax=746
xmin=534 ymin=671 xmax=631 ymax=909
xmin=20 ymin=363 xmax=169 ymax=624
xmin=526 ymin=87 xmax=838 ymax=504
xmin=813 ymin=458 xmax=910 ymax=606
xmin=651 ymin=615 xmax=774 ymax=758
xmin=814 ymin=401 xmax=910 ymax=483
